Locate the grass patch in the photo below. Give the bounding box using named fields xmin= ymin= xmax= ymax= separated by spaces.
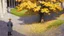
xmin=47 ymin=20 xmax=64 ymax=29
xmin=11 ymin=8 xmax=29 ymax=17
xmin=27 ymin=20 xmax=64 ymax=34
xmin=11 ymin=8 xmax=38 ymax=17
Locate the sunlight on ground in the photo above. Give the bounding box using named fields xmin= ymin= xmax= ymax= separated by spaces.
xmin=13 ymin=14 xmax=64 ymax=35
xmin=29 ymin=20 xmax=55 ymax=34
xmin=57 ymin=14 xmax=64 ymax=19
xmin=13 ymin=20 xmax=63 ymax=34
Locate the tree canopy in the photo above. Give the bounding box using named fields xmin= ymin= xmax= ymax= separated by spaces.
xmin=15 ymin=0 xmax=64 ymax=14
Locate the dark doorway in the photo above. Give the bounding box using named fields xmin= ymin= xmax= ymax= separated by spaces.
xmin=7 ymin=0 xmax=20 ymax=8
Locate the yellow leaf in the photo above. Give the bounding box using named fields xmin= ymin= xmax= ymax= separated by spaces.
xmin=33 ymin=6 xmax=41 ymax=12
xmin=41 ymin=8 xmax=50 ymax=13
xmin=51 ymin=0 xmax=56 ymax=2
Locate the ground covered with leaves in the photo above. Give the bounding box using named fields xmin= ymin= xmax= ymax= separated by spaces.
xmin=13 ymin=14 xmax=64 ymax=36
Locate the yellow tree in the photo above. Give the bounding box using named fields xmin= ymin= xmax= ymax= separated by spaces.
xmin=15 ymin=0 xmax=64 ymax=22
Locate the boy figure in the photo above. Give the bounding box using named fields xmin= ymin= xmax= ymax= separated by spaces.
xmin=7 ymin=18 xmax=13 ymax=36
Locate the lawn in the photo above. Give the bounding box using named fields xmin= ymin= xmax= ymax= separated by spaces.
xmin=11 ymin=8 xmax=28 ymax=17
xmin=11 ymin=8 xmax=38 ymax=17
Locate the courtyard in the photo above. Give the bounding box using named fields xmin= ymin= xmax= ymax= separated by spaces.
xmin=0 ymin=0 xmax=64 ymax=36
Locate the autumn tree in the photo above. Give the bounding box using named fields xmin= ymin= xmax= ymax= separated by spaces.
xmin=15 ymin=0 xmax=64 ymax=22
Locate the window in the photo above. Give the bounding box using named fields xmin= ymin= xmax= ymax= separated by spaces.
xmin=7 ymin=0 xmax=20 ymax=8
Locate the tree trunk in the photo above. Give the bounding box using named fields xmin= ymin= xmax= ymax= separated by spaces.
xmin=39 ymin=12 xmax=44 ymax=23
xmin=61 ymin=2 xmax=63 ymax=8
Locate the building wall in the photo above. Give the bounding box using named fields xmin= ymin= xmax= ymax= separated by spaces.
xmin=0 ymin=0 xmax=3 ymax=18
xmin=0 ymin=0 xmax=7 ymax=18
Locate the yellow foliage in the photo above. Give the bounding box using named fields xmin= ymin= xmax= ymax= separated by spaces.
xmin=59 ymin=0 xmax=64 ymax=2
xmin=40 ymin=1 xmax=62 ymax=12
xmin=16 ymin=0 xmax=63 ymax=13
xmin=41 ymin=8 xmax=50 ymax=13
xmin=40 ymin=1 xmax=46 ymax=4
xmin=44 ymin=2 xmax=53 ymax=7
xmin=26 ymin=1 xmax=37 ymax=9
xmin=16 ymin=0 xmax=21 ymax=2
xmin=17 ymin=8 xmax=22 ymax=12
xmin=50 ymin=6 xmax=56 ymax=11
xmin=54 ymin=3 xmax=63 ymax=11
xmin=51 ymin=0 xmax=57 ymax=2
xmin=33 ymin=6 xmax=41 ymax=12
xmin=19 ymin=2 xmax=27 ymax=8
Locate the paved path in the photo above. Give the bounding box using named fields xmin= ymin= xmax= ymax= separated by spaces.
xmin=0 ymin=20 xmax=26 ymax=36
xmin=0 ymin=21 xmax=7 ymax=36
xmin=43 ymin=14 xmax=64 ymax=36
xmin=42 ymin=24 xmax=64 ymax=36
xmin=0 ymin=13 xmax=64 ymax=36
xmin=0 ymin=13 xmax=26 ymax=36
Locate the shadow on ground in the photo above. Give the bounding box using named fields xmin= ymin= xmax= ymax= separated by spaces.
xmin=18 ymin=11 xmax=64 ymax=24
xmin=12 ymin=30 xmax=26 ymax=36
xmin=18 ymin=15 xmax=40 ymax=24
xmin=0 ymin=20 xmax=8 ymax=36
xmin=0 ymin=20 xmax=26 ymax=36
xmin=43 ymin=11 xmax=64 ymax=21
